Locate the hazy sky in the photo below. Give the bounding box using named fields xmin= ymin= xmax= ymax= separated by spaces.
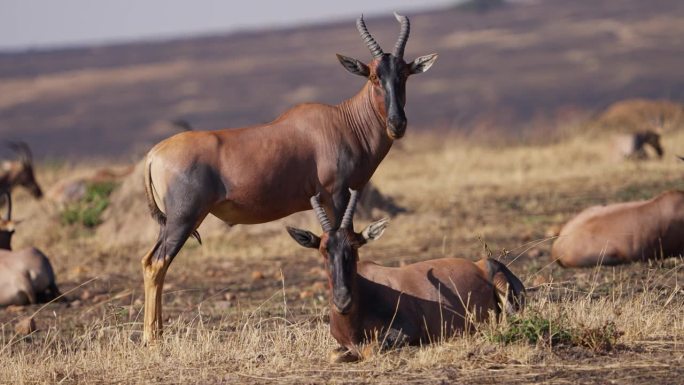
xmin=0 ymin=0 xmax=455 ymax=51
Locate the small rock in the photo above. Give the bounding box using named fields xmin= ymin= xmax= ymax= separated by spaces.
xmin=6 ymin=305 xmax=23 ymax=313
xmin=308 ymin=267 xmax=326 ymax=278
xmin=520 ymin=231 xmax=534 ymax=243
xmin=214 ymin=300 xmax=232 ymax=310
xmin=299 ymin=290 xmax=313 ymax=299
xmin=223 ymin=292 xmax=236 ymax=301
xmin=92 ymin=294 xmax=109 ymax=303
xmin=80 ymin=289 xmax=92 ymax=301
xmin=14 ymin=317 xmax=36 ymax=335
xmin=527 ymin=248 xmax=543 ymax=259
xmin=311 ymin=281 xmax=326 ymax=292
xmin=251 ymin=270 xmax=264 ymax=280
xmin=532 ymin=275 xmax=549 ymax=287
xmin=69 ymin=299 xmax=82 ymax=308
xmin=545 ymin=224 xmax=562 ymax=238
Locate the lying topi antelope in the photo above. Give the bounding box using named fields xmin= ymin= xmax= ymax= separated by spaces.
xmin=0 ymin=191 xmax=60 ymax=306
xmin=140 ymin=13 xmax=438 ymax=342
xmin=551 ymin=189 xmax=684 ymax=267
xmin=287 ymin=190 xmax=525 ymax=362
xmin=1 ymin=142 xmax=43 ymax=199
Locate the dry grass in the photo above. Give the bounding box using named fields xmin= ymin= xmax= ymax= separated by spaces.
xmin=1 ymin=131 xmax=683 ymax=384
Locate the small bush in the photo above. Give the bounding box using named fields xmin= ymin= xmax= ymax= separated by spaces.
xmin=489 ymin=312 xmax=622 ymax=351
xmin=61 ymin=181 xmax=118 ymax=228
xmin=490 ymin=313 xmax=574 ymax=346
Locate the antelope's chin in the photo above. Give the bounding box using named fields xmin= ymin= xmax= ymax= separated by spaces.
xmin=387 ymin=128 xmax=405 ymax=140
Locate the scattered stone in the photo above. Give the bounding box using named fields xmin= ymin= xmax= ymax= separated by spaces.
xmin=251 ymin=270 xmax=264 ymax=280
xmin=214 ymin=300 xmax=232 ymax=310
xmin=223 ymin=292 xmax=236 ymax=301
xmin=92 ymin=294 xmax=109 ymax=303
xmin=527 ymin=248 xmax=543 ymax=259
xmin=69 ymin=300 xmax=82 ymax=308
xmin=14 ymin=317 xmax=36 ymax=335
xmin=311 ymin=281 xmax=326 ymax=292
xmin=545 ymin=224 xmax=562 ymax=238
xmin=80 ymin=289 xmax=92 ymax=301
xmin=5 ymin=305 xmax=24 ymax=313
xmin=532 ymin=275 xmax=550 ymax=287
xmin=308 ymin=267 xmax=326 ymax=278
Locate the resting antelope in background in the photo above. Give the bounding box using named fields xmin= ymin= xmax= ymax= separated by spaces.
xmin=287 ymin=191 xmax=525 ymax=362
xmin=140 ymin=13 xmax=438 ymax=342
xmin=551 ymin=189 xmax=684 ymax=267
xmin=1 ymin=142 xmax=43 ymax=199
xmin=0 ymin=192 xmax=60 ymax=306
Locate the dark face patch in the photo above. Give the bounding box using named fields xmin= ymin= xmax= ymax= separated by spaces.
xmin=372 ymin=55 xmax=409 ymax=139
xmin=322 ymin=230 xmax=359 ymax=314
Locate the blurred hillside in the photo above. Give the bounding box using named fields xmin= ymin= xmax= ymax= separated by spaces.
xmin=1 ymin=0 xmax=684 ymax=159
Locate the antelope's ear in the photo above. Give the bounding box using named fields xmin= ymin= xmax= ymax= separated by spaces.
xmin=361 ymin=218 xmax=389 ymax=243
xmin=286 ymin=227 xmax=321 ymax=249
xmin=409 ymin=53 xmax=438 ymax=75
xmin=336 ymin=54 xmax=370 ymax=77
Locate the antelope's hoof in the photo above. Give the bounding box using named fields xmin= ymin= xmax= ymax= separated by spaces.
xmin=329 ymin=348 xmax=361 ymax=363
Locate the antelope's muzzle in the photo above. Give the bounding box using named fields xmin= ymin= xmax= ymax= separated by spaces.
xmin=333 ymin=287 xmax=352 ymax=314
xmin=387 ymin=116 xmax=407 ymax=139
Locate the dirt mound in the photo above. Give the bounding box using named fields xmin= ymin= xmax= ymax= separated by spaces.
xmin=592 ymin=99 xmax=684 ymax=134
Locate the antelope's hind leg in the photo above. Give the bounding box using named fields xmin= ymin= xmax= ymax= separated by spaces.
xmin=141 ymin=212 xmax=208 ymax=344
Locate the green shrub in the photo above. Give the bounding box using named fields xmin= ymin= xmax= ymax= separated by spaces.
xmin=489 ymin=312 xmax=622 ymax=351
xmin=61 ymin=181 xmax=118 ymax=228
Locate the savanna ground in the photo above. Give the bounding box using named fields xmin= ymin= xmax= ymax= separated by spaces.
xmin=1 ymin=130 xmax=683 ymax=384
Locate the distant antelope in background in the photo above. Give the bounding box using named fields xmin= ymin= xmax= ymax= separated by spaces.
xmin=1 ymin=142 xmax=43 ymax=199
xmin=140 ymin=13 xmax=438 ymax=342
xmin=287 ymin=190 xmax=525 ymax=362
xmin=0 ymin=191 xmax=60 ymax=306
xmin=614 ymin=117 xmax=667 ymax=160
xmin=552 ymin=189 xmax=684 ymax=267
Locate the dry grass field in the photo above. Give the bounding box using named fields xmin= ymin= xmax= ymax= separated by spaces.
xmin=1 ymin=129 xmax=683 ymax=384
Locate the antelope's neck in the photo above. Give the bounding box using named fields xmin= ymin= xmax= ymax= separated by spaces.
xmin=338 ymin=83 xmax=393 ymax=164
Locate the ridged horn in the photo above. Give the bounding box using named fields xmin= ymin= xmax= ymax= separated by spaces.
xmin=357 ymin=15 xmax=384 ymax=59
xmin=392 ymin=12 xmax=410 ymax=58
xmin=310 ymin=194 xmax=333 ymax=232
xmin=339 ymin=189 xmax=359 ymax=229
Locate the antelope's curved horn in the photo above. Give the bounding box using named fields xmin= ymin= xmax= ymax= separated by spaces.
xmin=392 ymin=12 xmax=410 ymax=58
xmin=339 ymin=189 xmax=359 ymax=229
xmin=310 ymin=194 xmax=333 ymax=232
xmin=6 ymin=141 xmax=33 ymax=164
xmin=3 ymin=191 xmax=11 ymax=221
xmin=357 ymin=15 xmax=384 ymax=59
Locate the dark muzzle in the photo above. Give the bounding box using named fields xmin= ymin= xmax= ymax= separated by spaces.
xmin=387 ymin=116 xmax=407 ymax=139
xmin=332 ymin=287 xmax=352 ymax=314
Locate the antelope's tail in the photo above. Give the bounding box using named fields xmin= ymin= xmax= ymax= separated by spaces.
xmin=144 ymin=156 xmax=201 ymax=244
xmin=486 ymin=259 xmax=526 ymax=315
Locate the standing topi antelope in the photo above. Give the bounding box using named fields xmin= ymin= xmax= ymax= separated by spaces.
xmin=287 ymin=190 xmax=525 ymax=362
xmin=141 ymin=14 xmax=438 ymax=342
xmin=0 ymin=191 xmax=60 ymax=306
xmin=551 ymin=189 xmax=684 ymax=267
xmin=1 ymin=142 xmax=43 ymax=199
